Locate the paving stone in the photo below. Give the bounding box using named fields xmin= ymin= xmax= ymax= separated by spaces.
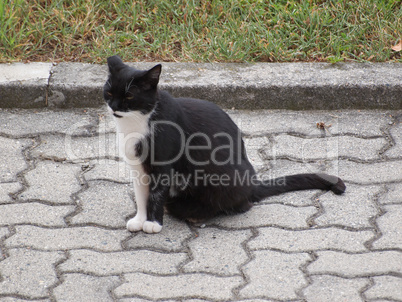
xmin=183 ymin=228 xmax=251 ymax=276
xmin=59 ymin=249 xmax=186 ymax=275
xmin=114 ymin=273 xmax=242 ymax=300
xmin=264 ymin=158 xmax=338 ymax=180
xmin=266 ymin=134 xmax=386 ymax=161
xmin=0 ymin=248 xmax=65 ymax=298
xmin=260 ymin=189 xmax=318 ymax=207
xmin=240 ymin=250 xmax=310 ymax=300
xmin=303 ymin=275 xmax=368 ymax=302
xmin=31 ymin=132 xmax=117 ymax=161
xmin=0 ymin=203 xmax=74 ymax=227
xmin=248 ymin=227 xmax=373 ymax=252
xmin=228 ymin=110 xmax=392 ymax=137
xmin=379 ymin=183 xmax=402 ymax=204
xmin=71 ymin=181 xmax=134 ymax=228
xmin=243 ymin=136 xmax=269 ymax=171
xmin=384 ymin=118 xmax=402 ymax=159
xmin=0 ymin=298 xmax=50 ymax=302
xmin=308 ymin=251 xmax=402 ymax=277
xmin=235 ymin=300 xmax=277 ymax=302
xmin=364 ymin=276 xmax=402 ymax=301
xmin=0 ymin=109 xmax=98 ymax=136
xmin=372 ymin=204 xmax=402 ymax=250
xmin=83 ymin=159 xmax=130 ymax=183
xmin=266 ymin=158 xmax=402 ymax=185
xmin=125 ymin=215 xmax=192 ymax=252
xmin=206 ymin=204 xmax=316 ymax=229
xmin=5 ymin=225 xmax=128 ymax=251
xmin=315 ymin=184 xmax=380 ymax=228
xmin=118 ymin=299 xmax=175 ymax=302
xmin=19 ymin=161 xmax=82 ymax=204
xmin=0 ymin=137 xmax=31 ymax=182
xmin=53 ymin=273 xmax=120 ymax=302
xmin=335 ymin=160 xmax=402 ymax=184
xmin=0 ymin=227 xmax=9 ymax=239
xmin=0 ymin=182 xmax=22 ymax=203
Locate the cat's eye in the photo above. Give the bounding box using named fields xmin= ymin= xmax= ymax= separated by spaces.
xmin=106 ymin=92 xmax=112 ymax=96
xmin=126 ymin=96 xmax=134 ymax=100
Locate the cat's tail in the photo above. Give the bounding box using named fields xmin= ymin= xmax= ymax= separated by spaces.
xmin=252 ymin=173 xmax=345 ymax=202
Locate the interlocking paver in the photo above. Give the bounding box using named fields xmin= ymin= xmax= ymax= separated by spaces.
xmin=379 ymin=183 xmax=402 ymax=204
xmin=0 ymin=137 xmax=31 ymax=182
xmin=260 ymin=189 xmax=318 ymax=207
xmin=314 ymin=184 xmax=381 ymax=228
xmin=0 ymin=298 xmax=50 ymax=302
xmin=124 ymin=215 xmax=192 ymax=252
xmin=308 ymin=251 xmax=402 ymax=277
xmin=71 ymin=181 xmax=134 ymax=228
xmin=114 ymin=273 xmax=243 ymax=300
xmin=31 ymin=132 xmax=118 ymax=161
xmin=0 ymin=182 xmax=22 ymax=203
xmin=303 ymin=275 xmax=368 ymax=302
xmin=372 ymin=204 xmax=402 ymax=250
xmin=240 ymin=250 xmax=310 ymax=300
xmin=0 ymin=109 xmax=98 ymax=136
xmin=118 ymin=299 xmax=175 ymax=302
xmin=0 ymin=108 xmax=400 ymax=302
xmin=59 ymin=249 xmax=186 ymax=275
xmin=0 ymin=226 xmax=9 ymax=259
xmin=19 ymin=161 xmax=82 ymax=204
xmin=229 ymin=110 xmax=392 ymax=137
xmin=248 ymin=227 xmax=373 ymax=252
xmin=0 ymin=227 xmax=9 ymax=239
xmin=267 ymin=134 xmax=386 ymax=161
xmin=268 ymin=158 xmax=402 ymax=185
xmin=5 ymin=225 xmax=128 ymax=251
xmin=336 ymin=160 xmax=402 ymax=184
xmin=243 ymin=136 xmax=269 ymax=171
xmin=265 ymin=158 xmax=338 ymax=180
xmin=205 ymin=203 xmax=316 ymax=229
xmin=53 ymin=273 xmax=120 ymax=302
xmin=183 ymin=228 xmax=252 ymax=275
xmin=0 ymin=203 xmax=74 ymax=227
xmin=83 ymin=159 xmax=130 ymax=183
xmin=0 ymin=248 xmax=65 ymax=298
xmin=364 ymin=276 xmax=402 ymax=301
xmin=384 ymin=118 xmax=402 ymax=159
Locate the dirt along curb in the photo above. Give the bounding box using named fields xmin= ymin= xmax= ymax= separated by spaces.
xmin=0 ymin=62 xmax=401 ymax=110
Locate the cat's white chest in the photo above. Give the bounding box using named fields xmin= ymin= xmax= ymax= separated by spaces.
xmin=113 ymin=111 xmax=152 ymax=163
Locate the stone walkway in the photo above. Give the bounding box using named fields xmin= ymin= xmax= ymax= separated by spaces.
xmin=0 ymin=108 xmax=401 ymax=301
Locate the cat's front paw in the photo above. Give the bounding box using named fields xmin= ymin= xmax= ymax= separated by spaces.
xmin=126 ymin=216 xmax=146 ymax=232
xmin=143 ymin=221 xmax=162 ymax=234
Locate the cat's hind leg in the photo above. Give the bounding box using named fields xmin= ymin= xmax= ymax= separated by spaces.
xmin=143 ymin=187 xmax=167 ymax=233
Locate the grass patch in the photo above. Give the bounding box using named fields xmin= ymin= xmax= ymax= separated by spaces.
xmin=0 ymin=0 xmax=401 ymax=63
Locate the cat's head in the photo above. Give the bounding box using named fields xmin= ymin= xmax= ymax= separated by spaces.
xmin=104 ymin=55 xmax=162 ymax=117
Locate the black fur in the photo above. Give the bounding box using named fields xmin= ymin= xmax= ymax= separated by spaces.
xmin=104 ymin=55 xmax=346 ymax=226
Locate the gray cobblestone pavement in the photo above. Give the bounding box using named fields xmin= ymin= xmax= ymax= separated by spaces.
xmin=0 ymin=107 xmax=401 ymax=301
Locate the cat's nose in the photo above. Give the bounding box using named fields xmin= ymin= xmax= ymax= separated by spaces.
xmin=109 ymin=102 xmax=119 ymax=112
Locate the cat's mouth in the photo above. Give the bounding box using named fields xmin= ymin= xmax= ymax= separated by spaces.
xmin=113 ymin=113 xmax=123 ymax=118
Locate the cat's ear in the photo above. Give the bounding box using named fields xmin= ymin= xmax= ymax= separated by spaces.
xmin=141 ymin=64 xmax=162 ymax=90
xmin=107 ymin=55 xmax=125 ymax=74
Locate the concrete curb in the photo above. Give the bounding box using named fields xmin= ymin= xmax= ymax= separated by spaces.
xmin=0 ymin=62 xmax=401 ymax=110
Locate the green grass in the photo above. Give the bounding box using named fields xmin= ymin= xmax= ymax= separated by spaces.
xmin=0 ymin=0 xmax=401 ymax=63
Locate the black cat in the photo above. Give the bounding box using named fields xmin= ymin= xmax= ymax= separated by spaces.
xmin=104 ymin=55 xmax=345 ymax=233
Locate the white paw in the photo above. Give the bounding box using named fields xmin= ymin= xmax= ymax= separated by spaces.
xmin=126 ymin=216 xmax=145 ymax=232
xmin=143 ymin=221 xmax=163 ymax=234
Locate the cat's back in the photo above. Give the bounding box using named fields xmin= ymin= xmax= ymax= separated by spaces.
xmin=175 ymin=96 xmax=237 ymax=131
